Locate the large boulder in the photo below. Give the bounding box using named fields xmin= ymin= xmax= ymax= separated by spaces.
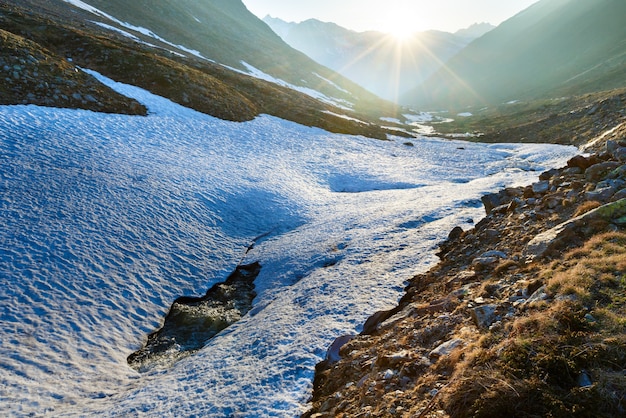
xmin=525 ymin=198 xmax=626 ymax=260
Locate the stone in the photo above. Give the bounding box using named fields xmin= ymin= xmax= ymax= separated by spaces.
xmin=577 ymin=371 xmax=593 ymax=388
xmin=613 ymin=148 xmax=626 ymax=162
xmin=471 ymin=304 xmax=499 ymax=328
xmin=481 ymin=250 xmax=508 ymax=259
xmin=545 ymin=196 xmax=561 ymax=209
xmin=613 ymin=189 xmax=626 ymax=201
xmin=382 ymin=369 xmax=396 ymax=380
xmin=539 ymin=168 xmax=560 ymax=181
xmin=525 ymin=199 xmax=626 ymax=260
xmin=448 ymin=226 xmax=464 ymax=241
xmin=429 ymin=338 xmax=463 ymax=358
xmin=567 ymin=155 xmax=594 ymax=170
xmin=532 ymin=181 xmax=550 ymax=194
xmin=524 ymin=286 xmax=549 ymax=305
xmin=607 ymin=140 xmax=619 ymax=155
xmin=472 ymin=256 xmax=499 ymax=270
xmin=481 ymin=192 xmax=504 ymax=214
xmin=484 ymin=229 xmax=500 ymax=241
xmin=609 ymin=165 xmax=626 ymax=179
xmin=377 ymin=350 xmax=413 ymax=368
xmin=585 ymin=186 xmax=616 ymax=202
xmin=585 ymin=161 xmax=621 ymax=182
xmin=563 ymin=166 xmax=584 ymax=176
xmin=324 ymin=335 xmax=355 ymax=365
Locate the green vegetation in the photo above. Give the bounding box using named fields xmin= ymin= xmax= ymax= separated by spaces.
xmin=428 ymin=88 xmax=626 ymax=147
xmin=404 ymin=0 xmax=626 ymax=110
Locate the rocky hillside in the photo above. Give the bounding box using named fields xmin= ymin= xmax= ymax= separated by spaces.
xmin=263 ymin=16 xmax=482 ymax=102
xmin=0 ymin=0 xmax=403 ymax=139
xmin=404 ymin=0 xmax=626 ymax=110
xmin=305 ymin=118 xmax=626 ymax=416
xmin=430 ymin=88 xmax=626 ymax=147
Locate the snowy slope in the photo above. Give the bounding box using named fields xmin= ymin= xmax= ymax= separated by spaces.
xmin=0 ymin=71 xmax=577 ymax=417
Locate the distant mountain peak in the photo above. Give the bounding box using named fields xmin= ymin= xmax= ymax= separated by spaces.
xmin=454 ymin=22 xmax=495 ymax=39
xmin=263 ymin=16 xmax=473 ymax=102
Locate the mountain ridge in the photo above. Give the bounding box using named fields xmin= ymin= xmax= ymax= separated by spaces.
xmin=263 ymin=16 xmax=493 ymax=102
xmin=0 ymin=0 xmax=404 ymax=139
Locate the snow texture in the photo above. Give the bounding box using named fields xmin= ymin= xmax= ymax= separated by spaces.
xmin=0 ymin=70 xmax=578 ymax=417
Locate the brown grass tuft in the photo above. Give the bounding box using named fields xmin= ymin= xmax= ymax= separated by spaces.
xmin=574 ymin=200 xmax=603 ymax=217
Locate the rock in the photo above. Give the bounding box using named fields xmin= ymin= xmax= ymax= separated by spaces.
xmin=525 ymin=199 xmax=626 ymax=260
xmin=539 ymin=168 xmax=560 ymax=181
xmin=544 ymin=196 xmax=561 ymax=209
xmin=585 ymin=186 xmax=616 ymax=202
xmin=606 ymin=141 xmax=626 ymax=161
xmin=613 ymin=148 xmax=626 ymax=162
xmin=609 ymin=165 xmax=626 ymax=179
xmin=377 ymin=350 xmax=413 ymax=368
xmin=481 ymin=192 xmax=503 ymax=214
xmin=448 ymin=226 xmax=464 ymax=241
xmin=585 ymin=161 xmax=621 ymax=182
xmin=524 ymin=286 xmax=549 ymax=306
xmin=484 ymin=229 xmax=500 ymax=241
xmin=429 ymin=338 xmax=463 ymax=358
xmin=607 ymin=140 xmax=619 ymax=155
xmin=526 ymin=280 xmax=544 ymax=296
xmin=472 ymin=256 xmax=499 ymax=270
xmin=567 ymin=155 xmax=595 ymax=170
xmin=613 ymin=189 xmax=626 ymax=201
xmin=563 ymin=166 xmax=583 ymax=176
xmin=481 ymin=250 xmax=508 ymax=259
xmin=532 ymin=181 xmax=551 ymax=194
xmin=361 ymin=310 xmax=394 ymax=335
xmin=324 ymin=335 xmax=355 ymax=365
xmin=382 ymin=369 xmax=396 ymax=380
xmin=471 ymin=304 xmax=499 ymax=328
xmin=577 ymin=371 xmax=593 ymax=388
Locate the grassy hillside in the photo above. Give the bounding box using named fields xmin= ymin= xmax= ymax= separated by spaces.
xmin=78 ymin=0 xmax=386 ymax=106
xmin=404 ymin=0 xmax=626 ymax=110
xmin=0 ymin=0 xmax=405 ymax=139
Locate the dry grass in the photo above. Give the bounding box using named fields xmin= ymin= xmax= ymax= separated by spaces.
xmin=574 ymin=200 xmax=603 ymax=217
xmin=436 ymin=232 xmax=626 ymax=417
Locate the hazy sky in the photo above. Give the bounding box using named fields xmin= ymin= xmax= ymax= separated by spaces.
xmin=242 ymin=0 xmax=541 ymax=34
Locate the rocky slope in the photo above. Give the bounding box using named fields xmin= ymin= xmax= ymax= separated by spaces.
xmin=432 ymin=88 xmax=626 ymax=147
xmin=305 ymin=120 xmax=626 ymax=416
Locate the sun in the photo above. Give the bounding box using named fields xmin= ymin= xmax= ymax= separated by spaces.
xmin=380 ymin=11 xmax=420 ymax=41
xmin=387 ymin=26 xmax=415 ymax=41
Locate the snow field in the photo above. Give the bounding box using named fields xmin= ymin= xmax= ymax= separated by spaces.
xmin=0 ymin=71 xmax=578 ymax=417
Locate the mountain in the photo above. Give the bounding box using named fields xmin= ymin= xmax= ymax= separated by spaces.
xmin=403 ymin=0 xmax=626 ymax=109
xmin=454 ymin=22 xmax=495 ymax=41
xmin=263 ymin=16 xmax=483 ymax=102
xmin=0 ymin=0 xmax=404 ymax=139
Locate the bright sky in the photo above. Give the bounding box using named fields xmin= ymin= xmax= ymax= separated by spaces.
xmin=242 ymin=0 xmax=541 ymax=34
